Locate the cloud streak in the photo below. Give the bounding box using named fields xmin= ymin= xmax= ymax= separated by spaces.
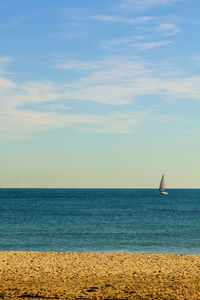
xmin=132 ymin=40 xmax=171 ymax=50
xmin=90 ymin=15 xmax=155 ymax=24
xmin=0 ymin=56 xmax=199 ymax=140
xmin=119 ymin=0 xmax=179 ymax=11
xmin=159 ymin=23 xmax=181 ymax=36
xmin=53 ymin=56 xmax=200 ymax=107
xmin=91 ymin=15 xmax=120 ymax=22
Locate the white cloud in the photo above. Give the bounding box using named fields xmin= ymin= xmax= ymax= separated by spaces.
xmin=56 ymin=60 xmax=100 ymax=71
xmin=159 ymin=23 xmax=181 ymax=35
xmin=1 ymin=56 xmax=200 ymax=140
xmin=132 ymin=40 xmax=171 ymax=50
xmin=0 ymin=57 xmax=10 ymax=64
xmin=162 ymin=77 xmax=200 ymax=100
xmin=0 ymin=106 xmax=150 ymax=139
xmin=129 ymin=16 xmax=155 ymax=24
xmin=55 ymin=32 xmax=86 ymax=39
xmin=0 ymin=56 xmax=12 ymax=74
xmin=55 ymin=57 xmax=200 ymax=105
xmin=87 ymin=111 xmax=149 ymax=134
xmin=119 ymin=0 xmax=178 ymax=11
xmin=0 ymin=59 xmax=151 ymax=138
xmin=64 ymin=58 xmax=200 ymax=103
xmin=91 ymin=15 xmax=120 ymax=22
xmin=91 ymin=15 xmax=155 ymax=24
xmin=0 ymin=77 xmax=16 ymax=91
xmin=99 ymin=38 xmax=132 ymax=49
xmin=0 ymin=81 xmax=61 ymax=112
xmin=59 ymin=57 xmax=154 ymax=105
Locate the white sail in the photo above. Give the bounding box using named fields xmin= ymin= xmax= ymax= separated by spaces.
xmin=159 ymin=174 xmax=168 ymax=195
xmin=159 ymin=174 xmax=165 ymax=192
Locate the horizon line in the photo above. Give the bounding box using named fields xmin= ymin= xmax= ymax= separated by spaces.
xmin=0 ymin=187 xmax=200 ymax=189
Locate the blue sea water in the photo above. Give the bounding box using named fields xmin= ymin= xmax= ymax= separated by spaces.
xmin=0 ymin=188 xmax=200 ymax=254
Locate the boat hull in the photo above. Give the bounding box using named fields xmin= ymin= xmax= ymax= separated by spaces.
xmin=159 ymin=192 xmax=168 ymax=195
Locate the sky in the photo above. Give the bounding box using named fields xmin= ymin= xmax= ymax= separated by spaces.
xmin=0 ymin=0 xmax=200 ymax=188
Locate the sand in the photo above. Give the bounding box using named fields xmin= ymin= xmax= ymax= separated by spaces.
xmin=0 ymin=252 xmax=200 ymax=299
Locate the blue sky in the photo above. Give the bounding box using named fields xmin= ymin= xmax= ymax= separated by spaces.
xmin=0 ymin=0 xmax=200 ymax=188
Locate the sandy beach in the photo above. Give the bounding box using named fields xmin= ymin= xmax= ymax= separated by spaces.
xmin=0 ymin=251 xmax=200 ymax=299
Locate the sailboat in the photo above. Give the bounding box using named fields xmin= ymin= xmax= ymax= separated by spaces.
xmin=159 ymin=174 xmax=168 ymax=195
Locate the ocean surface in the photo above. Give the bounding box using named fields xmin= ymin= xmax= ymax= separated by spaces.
xmin=0 ymin=188 xmax=200 ymax=254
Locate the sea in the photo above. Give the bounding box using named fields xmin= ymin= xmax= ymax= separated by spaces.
xmin=0 ymin=188 xmax=200 ymax=254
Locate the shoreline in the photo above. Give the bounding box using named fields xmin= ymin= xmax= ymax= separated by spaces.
xmin=1 ymin=251 xmax=200 ymax=299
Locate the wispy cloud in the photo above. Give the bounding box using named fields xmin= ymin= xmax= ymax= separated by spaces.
xmin=62 ymin=6 xmax=155 ymax=24
xmin=0 ymin=59 xmax=151 ymax=138
xmin=55 ymin=20 xmax=87 ymax=39
xmin=129 ymin=16 xmax=155 ymax=24
xmin=0 ymin=57 xmax=10 ymax=64
xmin=87 ymin=111 xmax=149 ymax=134
xmin=162 ymin=77 xmax=200 ymax=100
xmin=55 ymin=8 xmax=88 ymax=39
xmin=91 ymin=15 xmax=120 ymax=22
xmin=99 ymin=38 xmax=132 ymax=49
xmin=55 ymin=60 xmax=100 ymax=71
xmin=0 ymin=15 xmax=36 ymax=31
xmin=0 ymin=56 xmax=12 ymax=74
xmin=119 ymin=0 xmax=178 ymax=11
xmin=54 ymin=57 xmax=200 ymax=106
xmin=54 ymin=31 xmax=87 ymax=39
xmin=1 ymin=56 xmax=199 ymax=140
xmin=91 ymin=15 xmax=155 ymax=24
xmin=7 ymin=81 xmax=61 ymax=110
xmin=55 ymin=56 xmax=200 ymax=104
xmin=132 ymin=40 xmax=171 ymax=50
xmin=159 ymin=23 xmax=181 ymax=36
xmin=0 ymin=105 xmax=151 ymax=139
xmin=0 ymin=76 xmax=16 ymax=91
